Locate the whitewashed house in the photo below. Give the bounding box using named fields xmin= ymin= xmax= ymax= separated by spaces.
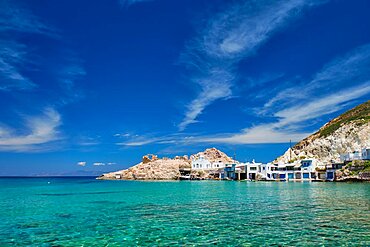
xmin=191 ymin=156 xmax=226 ymax=170
xmin=259 ymin=163 xmax=274 ymax=180
xmin=341 ymin=151 xmax=362 ymax=162
xmin=245 ymin=160 xmax=262 ymax=180
xmin=298 ymin=159 xmax=318 ymax=180
xmin=212 ymin=160 xmax=225 ymax=169
xmin=191 ymin=155 xmax=212 ymax=170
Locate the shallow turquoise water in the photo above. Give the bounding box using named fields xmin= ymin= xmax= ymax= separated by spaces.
xmin=0 ymin=178 xmax=369 ymax=246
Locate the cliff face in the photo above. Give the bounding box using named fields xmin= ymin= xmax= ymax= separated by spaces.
xmin=98 ymin=148 xmax=234 ymax=180
xmin=276 ymin=100 xmax=370 ymax=164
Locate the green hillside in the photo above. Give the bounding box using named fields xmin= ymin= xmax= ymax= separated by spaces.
xmin=318 ymin=100 xmax=370 ymax=137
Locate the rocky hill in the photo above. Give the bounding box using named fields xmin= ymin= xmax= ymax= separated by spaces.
xmin=190 ymin=147 xmax=236 ymax=163
xmin=98 ymin=148 xmax=234 ymax=180
xmin=276 ymin=100 xmax=370 ymax=165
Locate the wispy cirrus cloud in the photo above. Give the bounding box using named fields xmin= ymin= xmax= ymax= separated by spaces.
xmin=178 ymin=0 xmax=323 ymax=130
xmin=122 ymin=43 xmax=370 ymax=146
xmin=0 ymin=41 xmax=36 ymax=91
xmin=0 ymin=108 xmax=62 ymax=152
xmin=199 ymin=84 xmax=370 ymax=144
xmin=0 ymin=1 xmax=86 ymax=153
xmin=0 ymin=0 xmax=84 ymax=94
xmin=0 ymin=0 xmax=56 ymax=35
xmin=0 ymin=0 xmax=58 ymax=91
xmin=119 ymin=0 xmax=152 ymax=7
xmin=185 ymin=43 xmax=370 ymax=144
xmin=264 ymin=44 xmax=370 ymax=111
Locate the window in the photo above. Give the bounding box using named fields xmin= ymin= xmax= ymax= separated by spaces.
xmin=303 ymin=173 xmax=310 ymax=179
xmin=250 ymin=167 xmax=257 ymax=171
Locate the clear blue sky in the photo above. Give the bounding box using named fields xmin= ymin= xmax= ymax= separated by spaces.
xmin=0 ymin=0 xmax=370 ymax=176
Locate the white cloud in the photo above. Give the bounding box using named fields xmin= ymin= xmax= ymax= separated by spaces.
xmin=118 ymin=138 xmax=161 ymax=146
xmin=114 ymin=133 xmax=131 ymax=137
xmin=196 ymin=83 xmax=370 ymax=144
xmin=178 ymin=0 xmax=323 ymax=130
xmin=93 ymin=162 xmax=106 ymax=166
xmin=0 ymin=108 xmax=62 ymax=152
xmin=77 ymin=161 xmax=86 ymax=166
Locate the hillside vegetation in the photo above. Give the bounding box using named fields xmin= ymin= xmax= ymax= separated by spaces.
xmin=317 ymin=100 xmax=370 ymax=138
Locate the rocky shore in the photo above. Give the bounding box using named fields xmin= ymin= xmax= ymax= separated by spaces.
xmin=97 ymin=154 xmax=190 ymax=180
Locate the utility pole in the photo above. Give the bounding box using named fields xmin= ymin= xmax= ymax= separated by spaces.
xmin=289 ymin=139 xmax=292 ymax=163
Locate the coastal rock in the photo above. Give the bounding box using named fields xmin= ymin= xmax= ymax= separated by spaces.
xmin=98 ymin=151 xmax=193 ymax=180
xmin=98 ymin=158 xmax=191 ymax=180
xmin=98 ymin=148 xmax=234 ymax=180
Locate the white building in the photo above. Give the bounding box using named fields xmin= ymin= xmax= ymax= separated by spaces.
xmin=341 ymin=151 xmax=362 ymax=162
xmin=191 ymin=156 xmax=226 ymax=170
xmin=259 ymin=163 xmax=274 ymax=180
xmin=245 ymin=160 xmax=263 ymax=180
xmin=191 ymin=155 xmax=211 ymax=170
xmin=295 ymin=159 xmax=318 ymax=180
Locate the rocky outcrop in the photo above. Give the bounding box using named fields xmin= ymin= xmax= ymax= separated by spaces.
xmin=190 ymin=147 xmax=235 ymax=163
xmin=276 ymin=100 xmax=370 ymax=164
xmin=98 ymin=147 xmax=235 ymax=180
xmin=98 ymin=154 xmax=191 ymax=180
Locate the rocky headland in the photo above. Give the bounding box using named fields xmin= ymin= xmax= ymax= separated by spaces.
xmin=97 ymin=148 xmax=234 ymax=180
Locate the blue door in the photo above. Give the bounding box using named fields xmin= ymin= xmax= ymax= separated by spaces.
xmin=326 ymin=172 xmax=334 ymax=180
xmin=303 ymin=173 xmax=310 ymax=179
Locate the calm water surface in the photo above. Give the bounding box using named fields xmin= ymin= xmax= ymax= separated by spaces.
xmin=0 ymin=177 xmax=369 ymax=246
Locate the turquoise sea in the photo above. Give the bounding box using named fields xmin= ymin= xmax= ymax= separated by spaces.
xmin=0 ymin=177 xmax=369 ymax=246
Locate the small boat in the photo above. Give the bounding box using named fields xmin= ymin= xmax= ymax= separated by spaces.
xmin=179 ymin=174 xmax=191 ymax=180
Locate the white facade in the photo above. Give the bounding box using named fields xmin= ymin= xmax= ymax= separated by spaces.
xmin=341 ymin=151 xmax=362 ymax=162
xmin=245 ymin=160 xmax=263 ymax=180
xmin=248 ymin=159 xmax=320 ymax=181
xmin=191 ymin=156 xmax=211 ymax=170
xmin=259 ymin=163 xmax=273 ymax=180
xmin=191 ymin=156 xmax=225 ymax=170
